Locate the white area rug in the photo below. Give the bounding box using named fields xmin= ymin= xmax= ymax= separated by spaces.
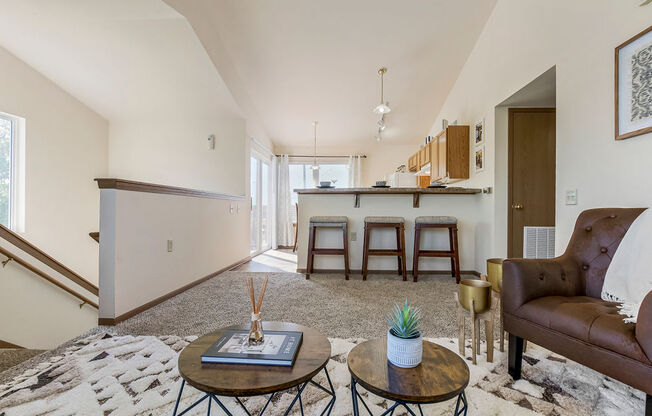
xmin=0 ymin=333 xmax=646 ymax=415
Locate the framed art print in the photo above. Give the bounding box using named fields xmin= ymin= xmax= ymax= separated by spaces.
xmin=475 ymin=146 xmax=485 ymax=173
xmin=474 ymin=119 xmax=485 ymax=146
xmin=615 ymin=25 xmax=652 ymax=140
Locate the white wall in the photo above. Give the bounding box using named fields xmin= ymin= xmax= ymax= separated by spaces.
xmin=109 ymin=117 xmax=247 ymax=196
xmin=0 ymin=46 xmax=108 ymax=282
xmin=427 ymin=0 xmax=652 ymax=257
xmin=99 ymin=188 xmax=249 ymax=320
xmin=274 ymin=143 xmax=419 ymax=187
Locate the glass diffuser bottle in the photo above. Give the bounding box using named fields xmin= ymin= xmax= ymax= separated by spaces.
xmin=248 ymin=312 xmax=264 ymax=345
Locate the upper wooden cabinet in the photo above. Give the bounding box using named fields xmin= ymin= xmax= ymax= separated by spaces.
xmin=408 ymin=154 xmax=418 ymax=172
xmin=431 ymin=125 xmax=469 ymax=183
xmin=406 ymin=125 xmax=469 ymax=182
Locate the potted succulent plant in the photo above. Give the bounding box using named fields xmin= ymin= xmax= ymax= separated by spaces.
xmin=386 ymin=299 xmax=423 ymax=368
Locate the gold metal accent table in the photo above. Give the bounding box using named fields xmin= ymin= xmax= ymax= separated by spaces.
xmin=487 ymin=258 xmax=505 ymax=352
xmin=456 ymin=280 xmax=494 ymax=364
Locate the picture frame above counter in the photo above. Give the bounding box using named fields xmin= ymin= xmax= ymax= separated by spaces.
xmin=408 ymin=125 xmax=470 ymax=183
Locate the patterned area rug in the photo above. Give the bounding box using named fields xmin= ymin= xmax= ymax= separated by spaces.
xmin=0 ymin=333 xmax=645 ymax=415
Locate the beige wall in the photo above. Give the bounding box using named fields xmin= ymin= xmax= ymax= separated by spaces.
xmin=274 ymin=143 xmax=419 ymax=187
xmin=0 ymin=46 xmax=107 ymax=347
xmin=109 ymin=117 xmax=247 ymax=196
xmin=0 ymin=46 xmax=108 ymax=283
xmin=428 ymin=0 xmax=652 ymax=257
xmin=99 ymin=189 xmax=250 ymax=320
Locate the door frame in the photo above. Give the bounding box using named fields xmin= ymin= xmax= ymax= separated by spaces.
xmin=250 ymin=151 xmax=272 ymax=256
xmin=507 ymin=107 xmax=556 ymax=258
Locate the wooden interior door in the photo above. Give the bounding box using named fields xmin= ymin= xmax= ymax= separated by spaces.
xmin=508 ymin=108 xmax=556 ymax=258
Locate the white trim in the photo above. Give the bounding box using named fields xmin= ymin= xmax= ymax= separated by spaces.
xmin=0 ymin=112 xmax=24 ymax=232
xmin=250 ymin=137 xmax=274 ymax=157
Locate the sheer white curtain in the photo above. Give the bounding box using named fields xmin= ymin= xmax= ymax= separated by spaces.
xmin=276 ymin=155 xmax=294 ymax=247
xmin=348 ymin=155 xmax=362 ymax=188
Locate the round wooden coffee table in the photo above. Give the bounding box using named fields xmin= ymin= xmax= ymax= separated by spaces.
xmin=348 ymin=339 xmax=470 ymax=416
xmin=174 ymin=322 xmax=334 ymax=415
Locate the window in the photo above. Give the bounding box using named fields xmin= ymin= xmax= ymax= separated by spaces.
xmin=0 ymin=114 xmax=15 ymax=228
xmin=288 ymin=162 xmax=349 ymax=205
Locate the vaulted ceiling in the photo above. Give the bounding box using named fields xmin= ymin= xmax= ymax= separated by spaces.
xmin=165 ymin=0 xmax=497 ymax=147
xmin=0 ymin=0 xmax=242 ymax=122
xmin=0 ymin=0 xmax=496 ymax=148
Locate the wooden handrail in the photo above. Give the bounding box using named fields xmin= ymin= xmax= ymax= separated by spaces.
xmin=95 ymin=178 xmax=246 ymax=200
xmin=89 ymin=232 xmax=99 ymax=243
xmin=0 ymin=245 xmax=98 ymax=309
xmin=0 ymin=224 xmax=98 ymax=296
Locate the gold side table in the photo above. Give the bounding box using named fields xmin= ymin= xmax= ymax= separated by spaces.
xmin=486 ymin=258 xmax=505 ymax=352
xmin=456 ymin=280 xmax=494 ymax=364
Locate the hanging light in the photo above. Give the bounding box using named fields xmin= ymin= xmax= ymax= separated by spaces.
xmin=373 ymin=67 xmax=391 ymax=114
xmin=312 ymin=121 xmax=319 ymax=170
xmin=377 ymin=114 xmax=386 ymax=131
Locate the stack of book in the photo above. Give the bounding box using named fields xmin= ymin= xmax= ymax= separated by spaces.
xmin=201 ymin=330 xmax=303 ymax=367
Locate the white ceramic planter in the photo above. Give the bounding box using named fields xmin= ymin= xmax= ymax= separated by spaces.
xmin=386 ymin=329 xmax=423 ymax=368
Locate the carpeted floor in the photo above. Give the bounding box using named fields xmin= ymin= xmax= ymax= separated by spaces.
xmin=109 ymin=271 xmax=471 ymax=339
xmin=0 ymin=350 xmax=45 ymax=374
xmin=0 ymin=268 xmax=646 ymax=415
xmin=0 ymin=332 xmax=645 ymax=415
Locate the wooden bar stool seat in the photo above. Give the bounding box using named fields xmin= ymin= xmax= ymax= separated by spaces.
xmin=413 ymin=216 xmax=461 ymax=283
xmin=362 ymin=216 xmax=407 ymax=281
xmin=306 ymin=216 xmax=350 ymax=280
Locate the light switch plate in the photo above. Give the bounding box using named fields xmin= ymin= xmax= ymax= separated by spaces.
xmin=167 ymin=240 xmax=173 ymax=252
xmin=350 ymin=232 xmax=357 ymax=241
xmin=229 ymin=204 xmax=235 ymax=214
xmin=565 ymin=189 xmax=578 ymax=205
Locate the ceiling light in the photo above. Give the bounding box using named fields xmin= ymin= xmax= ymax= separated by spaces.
xmin=312 ymin=121 xmax=319 ymax=170
xmin=373 ymin=67 xmax=391 ymax=114
xmin=377 ymin=115 xmax=386 ymax=131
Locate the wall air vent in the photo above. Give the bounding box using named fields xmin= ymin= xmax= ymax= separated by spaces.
xmin=523 ymin=226 xmax=555 ymax=258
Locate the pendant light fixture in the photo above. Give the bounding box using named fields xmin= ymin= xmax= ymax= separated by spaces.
xmin=312 ymin=121 xmax=319 ymax=170
xmin=373 ymin=67 xmax=391 ymax=114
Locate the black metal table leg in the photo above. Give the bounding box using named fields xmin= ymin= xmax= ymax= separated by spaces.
xmin=173 ymin=366 xmax=336 ymax=416
xmin=351 ymin=378 xmax=360 ymax=416
xmin=454 ymin=391 xmax=468 ymax=416
xmin=350 ymin=378 xmax=467 ymax=416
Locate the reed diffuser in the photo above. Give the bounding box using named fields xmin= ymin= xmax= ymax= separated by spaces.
xmin=245 ymin=275 xmax=269 ymax=345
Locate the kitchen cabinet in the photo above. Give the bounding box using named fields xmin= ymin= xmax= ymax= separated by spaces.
xmin=431 ymin=125 xmax=469 ymax=183
xmin=408 ymin=154 xmax=418 ymax=172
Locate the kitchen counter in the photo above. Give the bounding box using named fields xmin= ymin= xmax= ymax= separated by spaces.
xmin=294 ymin=187 xmax=482 ymax=207
xmin=295 ymin=187 xmax=489 ymax=274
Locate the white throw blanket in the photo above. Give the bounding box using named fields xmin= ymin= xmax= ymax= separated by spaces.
xmin=601 ymin=208 xmax=652 ymax=323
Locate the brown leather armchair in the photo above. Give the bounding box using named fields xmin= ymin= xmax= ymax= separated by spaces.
xmin=502 ymin=208 xmax=651 ymax=413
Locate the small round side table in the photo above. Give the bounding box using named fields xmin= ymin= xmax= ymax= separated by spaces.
xmin=348 ymin=339 xmax=470 ymax=416
xmin=175 ymin=321 xmax=335 ymax=415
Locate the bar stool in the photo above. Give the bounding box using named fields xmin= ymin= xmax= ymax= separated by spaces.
xmin=362 ymin=217 xmax=407 ymax=281
xmin=306 ymin=216 xmax=350 ymax=280
xmin=412 ymin=216 xmax=460 ymax=283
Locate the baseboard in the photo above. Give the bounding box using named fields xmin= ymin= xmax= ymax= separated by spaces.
xmin=296 ymin=268 xmax=480 ymax=277
xmin=0 ymin=339 xmax=24 ymax=349
xmin=98 ymin=256 xmax=252 ymax=326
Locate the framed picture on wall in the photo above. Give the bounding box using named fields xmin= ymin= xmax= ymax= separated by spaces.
xmin=475 ymin=146 xmax=485 ymax=172
xmin=474 ymin=119 xmax=485 ymax=146
xmin=615 ymin=25 xmax=652 ymax=140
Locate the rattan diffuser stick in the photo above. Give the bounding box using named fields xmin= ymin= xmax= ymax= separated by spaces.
xmin=245 ymin=276 xmax=269 ymax=314
xmin=246 ymin=276 xmax=269 ymax=345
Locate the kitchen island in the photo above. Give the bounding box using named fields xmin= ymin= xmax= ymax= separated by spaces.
xmin=295 ymin=187 xmax=488 ymax=277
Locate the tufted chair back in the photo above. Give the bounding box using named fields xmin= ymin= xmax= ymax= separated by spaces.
xmin=562 ymin=208 xmax=646 ymax=298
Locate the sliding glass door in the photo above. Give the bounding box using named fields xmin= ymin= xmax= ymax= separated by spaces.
xmin=250 ymin=154 xmax=272 ymax=255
